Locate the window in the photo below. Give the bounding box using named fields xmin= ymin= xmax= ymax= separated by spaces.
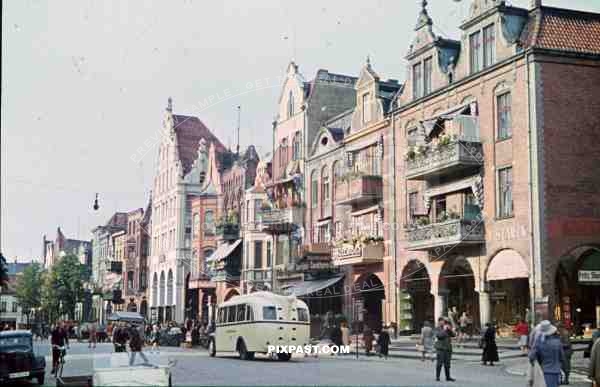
xmin=288 ymin=91 xmax=294 ymax=118
xmin=498 ymin=167 xmax=513 ymax=218
xmin=497 ymin=92 xmax=512 ymax=140
xmin=128 ymin=270 xmax=134 ymax=289
xmin=412 ymin=62 xmax=422 ymax=100
xmin=407 ymin=127 xmax=418 ymax=147
xmin=227 ymin=306 xmax=236 ymax=323
xmin=254 ymin=241 xmax=263 ymax=269
xmin=0 ymin=302 xmax=6 ymax=313
xmin=276 ymin=239 xmax=285 ymax=265
xmin=483 ymin=24 xmax=496 ymax=68
xmin=254 ymin=199 xmax=262 ymax=222
xmin=434 ymin=197 xmax=447 ymax=223
xmin=423 ymin=57 xmax=433 ymax=95
xmin=408 ymin=192 xmax=418 ymax=220
xmin=263 ymin=306 xmax=277 ymax=320
xmin=204 ymin=210 xmax=215 ymax=236
xmin=470 ymin=31 xmax=482 ymax=74
xmin=266 ymin=240 xmax=272 ymax=267
xmin=12 ymin=302 xmax=18 ymax=313
xmin=311 ymin=170 xmax=318 ymax=208
xmin=297 ymin=308 xmax=309 ymax=322
xmin=292 ymin=132 xmax=301 ymax=160
xmin=322 ymin=166 xmax=330 ymax=203
xmin=246 ymin=305 xmax=254 ymax=321
xmin=192 ymin=213 xmax=200 ymax=238
xmin=236 ymin=304 xmax=246 ymax=322
xmin=362 ymin=93 xmax=370 ymax=124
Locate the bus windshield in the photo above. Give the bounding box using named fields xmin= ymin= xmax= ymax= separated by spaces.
xmin=297 ymin=308 xmax=309 ymax=322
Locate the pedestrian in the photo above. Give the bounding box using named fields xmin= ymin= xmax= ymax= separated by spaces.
xmin=340 ymin=321 xmax=350 ymax=347
xmin=50 ymin=321 xmax=69 ymax=375
xmin=330 ymin=323 xmax=343 ymax=355
xmin=363 ymin=327 xmax=374 ymax=356
xmin=589 ymin=331 xmax=600 ymax=387
xmin=448 ymin=307 xmax=458 ymax=331
xmin=113 ymin=322 xmax=129 ymax=353
xmin=514 ymin=319 xmax=530 ymax=354
xmin=528 ymin=320 xmax=564 ymax=387
xmin=420 ymin=321 xmax=434 ymax=362
xmin=558 ymin=322 xmax=573 ymax=385
xmin=434 ymin=317 xmax=456 ymax=382
xmin=88 ymin=322 xmax=97 ymax=349
xmin=377 ymin=325 xmax=391 ymax=359
xmin=129 ymin=324 xmax=150 ymax=366
xmin=481 ymin=322 xmax=499 ymax=366
xmin=458 ymin=312 xmax=469 ymax=346
xmin=150 ymin=324 xmax=161 ymax=353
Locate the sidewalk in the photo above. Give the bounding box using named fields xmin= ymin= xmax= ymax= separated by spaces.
xmin=504 ymin=352 xmax=592 ymax=384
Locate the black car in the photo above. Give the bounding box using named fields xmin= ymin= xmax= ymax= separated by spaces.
xmin=0 ymin=330 xmax=46 ymax=385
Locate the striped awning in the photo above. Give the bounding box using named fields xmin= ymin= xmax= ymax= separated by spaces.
xmin=206 ymin=239 xmax=242 ymax=263
xmin=487 ymin=249 xmax=529 ymax=281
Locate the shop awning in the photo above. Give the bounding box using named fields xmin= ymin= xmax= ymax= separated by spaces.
xmin=487 ymin=249 xmax=529 ymax=281
xmin=206 ymin=239 xmax=242 ymax=263
xmin=421 ymin=103 xmax=471 ymax=137
xmin=280 ymin=275 xmax=344 ymax=297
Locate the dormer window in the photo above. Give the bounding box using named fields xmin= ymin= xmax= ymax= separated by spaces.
xmin=288 ymin=91 xmax=294 ymax=118
xmin=423 ymin=57 xmax=433 ymax=95
xmin=470 ymin=30 xmax=482 ymax=74
xmin=412 ymin=63 xmax=423 ymax=100
xmin=483 ymin=23 xmax=496 ymax=68
xmin=361 ymin=93 xmax=371 ymax=124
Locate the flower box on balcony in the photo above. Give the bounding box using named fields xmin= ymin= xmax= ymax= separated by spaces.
xmin=332 ymin=241 xmax=384 ymax=266
xmin=405 ymin=218 xmax=484 ymax=251
xmin=405 ymin=140 xmax=483 ymax=180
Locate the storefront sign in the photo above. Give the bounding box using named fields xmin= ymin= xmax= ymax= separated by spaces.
xmin=578 ymin=270 xmax=600 ymax=284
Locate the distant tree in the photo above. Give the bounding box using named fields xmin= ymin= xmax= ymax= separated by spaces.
xmin=40 ymin=254 xmax=86 ymax=322
xmin=15 ymin=262 xmax=43 ymax=326
xmin=0 ymin=253 xmax=8 ymax=290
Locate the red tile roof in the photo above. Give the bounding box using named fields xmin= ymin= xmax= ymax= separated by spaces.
xmin=524 ymin=7 xmax=600 ymax=55
xmin=172 ymin=114 xmax=227 ymax=175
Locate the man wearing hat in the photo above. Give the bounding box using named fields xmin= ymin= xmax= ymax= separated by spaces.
xmin=528 ymin=320 xmax=564 ymax=387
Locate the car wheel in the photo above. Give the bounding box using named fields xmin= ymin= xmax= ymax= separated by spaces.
xmin=208 ymin=338 xmax=216 ymax=357
xmin=238 ymin=340 xmax=250 ymax=360
xmin=37 ymin=374 xmax=45 ymax=385
xmin=277 ymin=352 xmax=292 ymax=361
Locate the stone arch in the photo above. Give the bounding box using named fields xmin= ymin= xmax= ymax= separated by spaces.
xmin=159 ymin=271 xmax=165 ymax=307
xmin=399 ymin=259 xmax=434 ymax=331
xmin=167 ymin=269 xmax=174 ymax=305
xmin=555 ymin=245 xmax=600 ymax=332
xmin=439 ymin=255 xmax=479 ymax=326
xmin=353 ymin=272 xmax=385 ymax=333
xmin=152 ymin=272 xmax=158 ymax=307
xmin=224 ymin=288 xmax=240 ymax=301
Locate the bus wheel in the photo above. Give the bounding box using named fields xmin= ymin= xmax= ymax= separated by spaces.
xmin=208 ymin=339 xmax=216 ymax=357
xmin=277 ymin=353 xmax=292 ymax=361
xmin=237 ymin=339 xmax=253 ymax=360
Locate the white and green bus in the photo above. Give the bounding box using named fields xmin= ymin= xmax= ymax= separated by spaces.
xmin=208 ymin=291 xmax=310 ymax=361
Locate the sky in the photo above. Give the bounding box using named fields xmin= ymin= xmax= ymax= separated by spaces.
xmin=2 ymin=0 xmax=599 ymax=261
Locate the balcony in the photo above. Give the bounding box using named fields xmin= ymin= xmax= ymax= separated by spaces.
xmin=300 ymin=243 xmax=332 ymax=256
xmin=261 ymin=207 xmax=304 ymax=234
xmin=405 ymin=218 xmax=485 ymax=251
xmin=215 ymin=223 xmax=240 ymax=241
xmin=336 ymin=175 xmax=383 ymax=205
xmin=332 ymin=241 xmax=384 ymax=266
xmin=244 ymin=269 xmax=272 ymax=282
xmin=405 ymin=140 xmax=483 ymax=180
xmin=211 ymin=270 xmax=240 ymax=282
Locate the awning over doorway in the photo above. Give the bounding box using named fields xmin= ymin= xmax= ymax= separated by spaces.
xmin=206 ymin=239 xmax=242 ymax=263
xmin=487 ymin=249 xmax=529 ymax=281
xmin=281 ymin=275 xmax=345 ymax=297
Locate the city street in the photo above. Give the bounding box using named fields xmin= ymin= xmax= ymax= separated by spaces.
xmin=19 ymin=342 xmax=590 ymax=386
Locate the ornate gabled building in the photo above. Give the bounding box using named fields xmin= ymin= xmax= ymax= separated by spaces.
xmin=392 ymin=0 xmax=600 ymax=333
xmin=149 ymin=98 xmax=232 ymax=323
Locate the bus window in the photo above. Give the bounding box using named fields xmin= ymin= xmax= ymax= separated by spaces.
xmin=297 ymin=308 xmax=309 ymax=322
xmin=246 ymin=305 xmax=254 ymax=321
xmin=227 ymin=306 xmax=236 ymax=323
xmin=263 ymin=306 xmax=277 ymax=320
xmin=236 ymin=304 xmax=246 ymax=322
xmin=218 ymin=308 xmax=225 ymax=324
